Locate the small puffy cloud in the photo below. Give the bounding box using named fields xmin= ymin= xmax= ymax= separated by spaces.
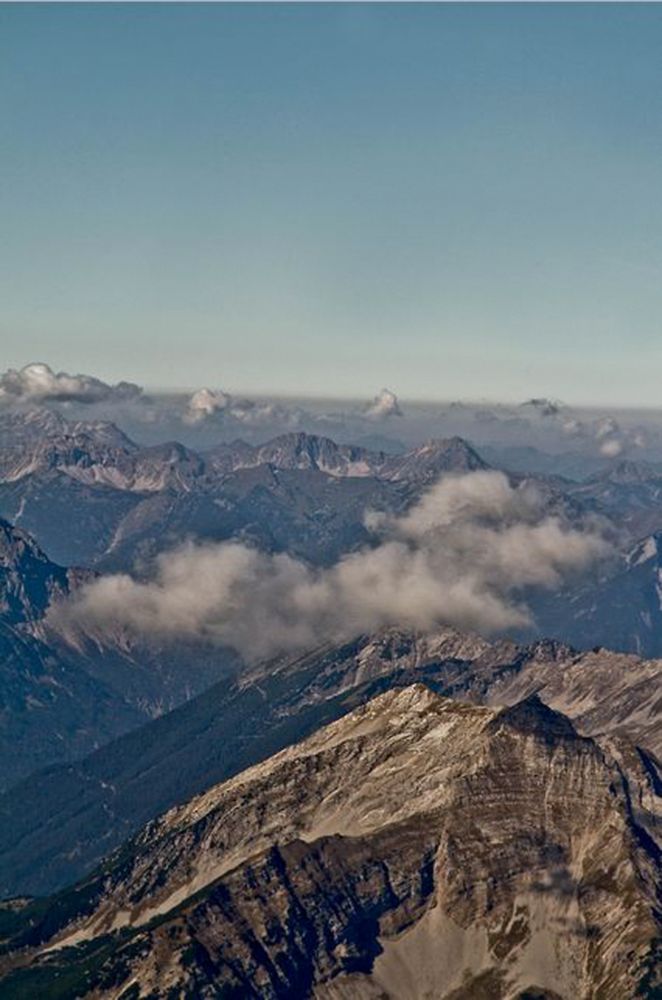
xmin=229 ymin=398 xmax=299 ymax=427
xmin=184 ymin=388 xmax=231 ymax=425
xmin=184 ymin=386 xmax=301 ymax=428
xmin=593 ymin=416 xmax=646 ymax=459
xmin=364 ymin=388 xmax=402 ymax=420
xmin=558 ymin=412 xmax=646 ymax=458
xmin=0 ymin=363 xmax=142 ymax=405
xmin=55 ymin=470 xmax=611 ymax=661
xmin=599 ymin=437 xmax=624 ymax=459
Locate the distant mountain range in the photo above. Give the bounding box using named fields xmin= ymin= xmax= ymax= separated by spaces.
xmin=0 ymin=681 xmax=658 ymax=998
xmin=0 ymin=410 xmax=487 ymax=570
xmin=4 ymin=405 xmax=657 ymax=569
xmin=0 ymin=408 xmax=487 ymax=490
xmin=207 ymin=430 xmax=488 ymax=481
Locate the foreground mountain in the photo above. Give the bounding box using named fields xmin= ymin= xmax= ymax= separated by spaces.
xmin=2 ymin=626 xmax=660 ymax=898
xmin=1 ymin=685 xmax=659 ymax=998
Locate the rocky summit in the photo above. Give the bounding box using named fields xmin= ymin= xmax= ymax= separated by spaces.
xmin=1 ymin=684 xmax=659 ymax=999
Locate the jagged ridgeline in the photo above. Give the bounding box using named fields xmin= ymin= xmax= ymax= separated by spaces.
xmin=0 ymin=409 xmax=486 ymax=570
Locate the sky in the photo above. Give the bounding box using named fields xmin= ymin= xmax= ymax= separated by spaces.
xmin=2 ymin=3 xmax=662 ymax=406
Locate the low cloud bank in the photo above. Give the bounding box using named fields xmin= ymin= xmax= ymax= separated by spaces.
xmin=54 ymin=471 xmax=611 ymax=661
xmin=0 ymin=363 xmax=142 ymax=405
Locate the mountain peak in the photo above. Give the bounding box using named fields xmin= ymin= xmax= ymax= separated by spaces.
xmin=487 ymin=692 xmax=580 ymax=743
xmin=590 ymin=458 xmax=661 ymax=485
xmin=0 ymin=518 xmax=70 ymax=624
xmin=387 ymin=436 xmax=488 ymax=480
xmin=626 ymin=533 xmax=662 ymax=568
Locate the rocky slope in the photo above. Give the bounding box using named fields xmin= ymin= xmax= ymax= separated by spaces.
xmin=0 ymin=519 xmax=145 ymax=789
xmin=2 ymin=626 xmax=660 ymax=898
xmin=0 ymin=408 xmax=203 ymax=494
xmin=535 ymin=531 xmax=662 ymax=658
xmin=568 ymin=459 xmax=662 ymax=540
xmin=0 ymin=517 xmax=73 ymax=624
xmin=0 ymin=686 xmax=659 ymax=999
xmin=0 ymin=621 xmax=143 ymax=792
xmin=0 ymin=518 xmax=237 ymax=790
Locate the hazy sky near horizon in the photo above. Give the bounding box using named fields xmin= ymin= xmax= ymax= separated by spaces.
xmin=2 ymin=4 xmax=662 ymax=406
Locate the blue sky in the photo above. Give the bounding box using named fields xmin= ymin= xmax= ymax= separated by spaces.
xmin=2 ymin=3 xmax=662 ymax=405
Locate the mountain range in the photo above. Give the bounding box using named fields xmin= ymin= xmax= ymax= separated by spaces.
xmin=0 ymin=410 xmax=488 ymax=571
xmin=0 ymin=407 xmax=661 ymax=997
xmin=3 ymin=409 xmax=662 ymax=799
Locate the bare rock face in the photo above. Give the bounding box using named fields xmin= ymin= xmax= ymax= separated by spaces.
xmin=0 ymin=517 xmax=71 ymax=624
xmin=2 ymin=685 xmax=659 ymax=999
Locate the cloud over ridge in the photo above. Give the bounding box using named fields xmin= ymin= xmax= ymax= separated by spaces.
xmin=54 ymin=471 xmax=611 ymax=661
xmin=0 ymin=363 xmax=142 ymax=405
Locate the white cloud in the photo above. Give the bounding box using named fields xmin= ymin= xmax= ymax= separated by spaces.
xmin=599 ymin=437 xmax=624 ymax=459
xmin=184 ymin=386 xmax=303 ymax=429
xmin=54 ymin=470 xmax=611 ymax=661
xmin=0 ymin=363 xmax=142 ymax=405
xmin=184 ymin=388 xmax=231 ymax=425
xmin=559 ymin=412 xmax=646 ymax=458
xmin=364 ymin=388 xmax=402 ymax=420
xmin=593 ymin=416 xmax=647 ymax=458
xmin=229 ymin=398 xmax=299 ymax=427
